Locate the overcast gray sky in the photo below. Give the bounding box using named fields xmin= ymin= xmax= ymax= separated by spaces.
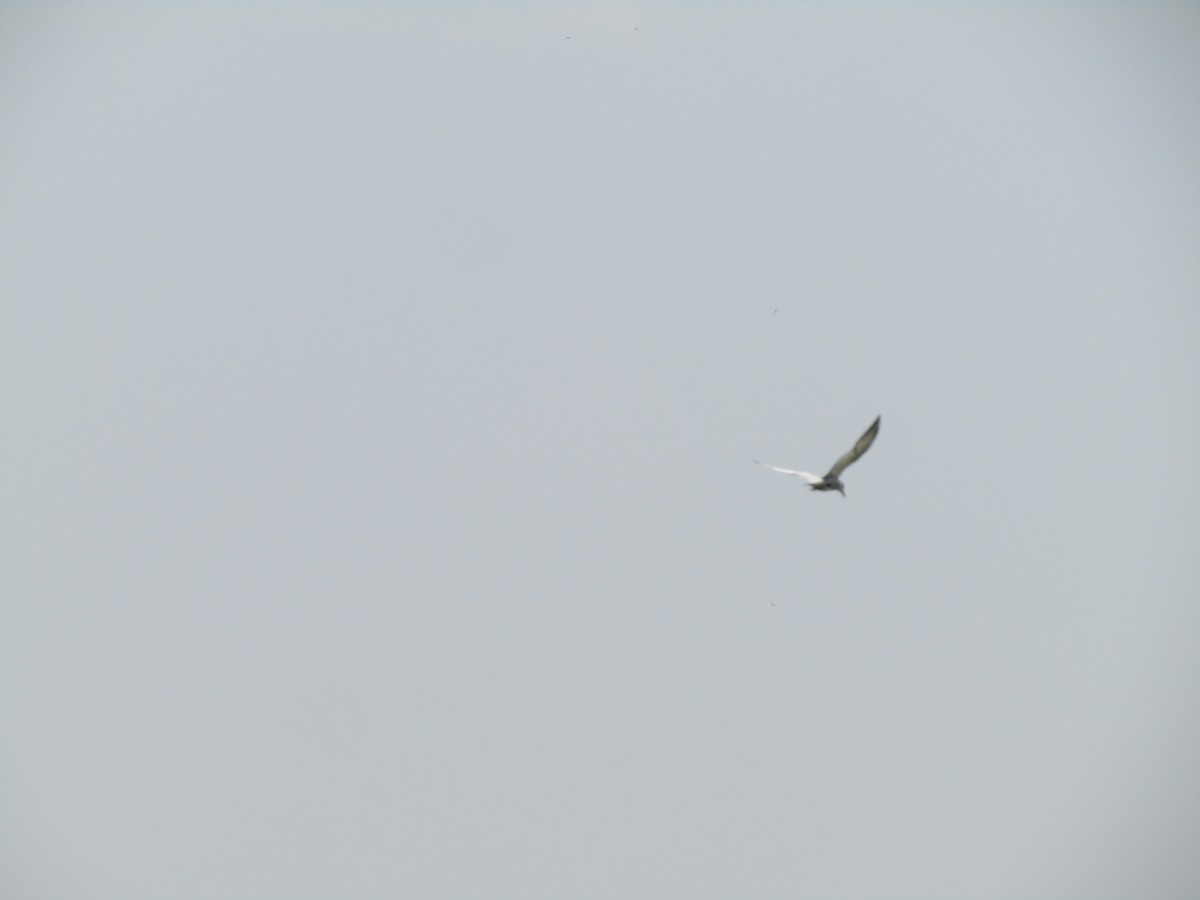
xmin=3 ymin=3 xmax=1199 ymax=898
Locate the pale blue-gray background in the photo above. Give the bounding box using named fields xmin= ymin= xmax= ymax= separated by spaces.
xmin=3 ymin=3 xmax=1198 ymax=898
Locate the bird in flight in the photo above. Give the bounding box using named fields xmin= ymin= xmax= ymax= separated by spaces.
xmin=755 ymin=415 xmax=880 ymax=497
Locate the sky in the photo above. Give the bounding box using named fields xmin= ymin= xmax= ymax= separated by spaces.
xmin=2 ymin=3 xmax=1198 ymax=898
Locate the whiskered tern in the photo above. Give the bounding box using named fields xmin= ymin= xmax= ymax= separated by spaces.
xmin=755 ymin=415 xmax=880 ymax=497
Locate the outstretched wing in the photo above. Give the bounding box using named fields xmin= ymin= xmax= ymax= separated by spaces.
xmin=825 ymin=415 xmax=881 ymax=479
xmin=754 ymin=460 xmax=824 ymax=485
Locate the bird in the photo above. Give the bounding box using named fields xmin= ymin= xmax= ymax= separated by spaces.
xmin=755 ymin=415 xmax=880 ymax=497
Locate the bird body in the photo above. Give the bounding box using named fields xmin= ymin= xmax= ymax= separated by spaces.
xmin=755 ymin=415 xmax=880 ymax=497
